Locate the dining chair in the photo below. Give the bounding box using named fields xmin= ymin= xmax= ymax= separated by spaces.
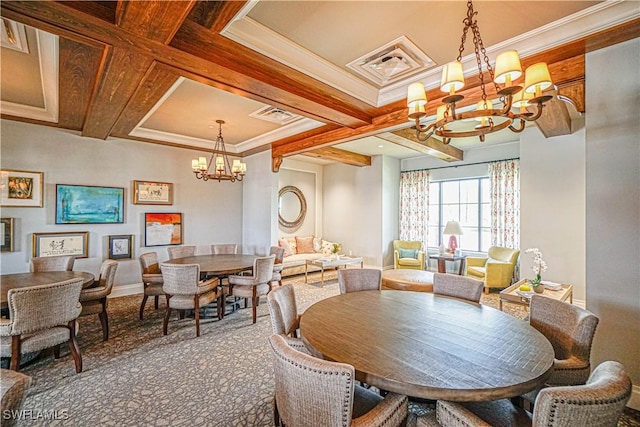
xmin=0 ymin=278 xmax=84 ymax=373
xmin=425 ymin=361 xmax=631 ymax=427
xmin=270 ymin=246 xmax=285 ymax=288
xmin=167 ymin=245 xmax=196 ymax=260
xmin=433 ymin=272 xmax=484 ymax=303
xmin=227 ymin=255 xmax=275 ymax=324
xmin=266 ymin=284 xmax=299 ymax=337
xmin=0 ymin=369 xmax=31 ymax=427
xmin=268 ymin=334 xmax=410 ymax=427
xmin=159 ymin=263 xmax=222 ymax=337
xmin=521 ymin=294 xmax=600 ymax=404
xmin=30 ymin=255 xmax=75 ymax=272
xmin=337 ymin=268 xmax=381 ymax=294
xmin=79 ymin=259 xmax=118 ymax=341
xmin=211 ymin=244 xmax=237 ymax=254
xmin=138 ymin=252 xmax=168 ymax=320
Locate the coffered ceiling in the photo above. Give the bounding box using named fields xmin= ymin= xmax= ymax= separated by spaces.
xmin=1 ymin=1 xmax=639 ymax=169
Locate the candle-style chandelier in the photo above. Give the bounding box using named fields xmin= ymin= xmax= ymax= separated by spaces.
xmin=191 ymin=120 xmax=246 ymax=182
xmin=407 ymin=0 xmax=553 ymax=144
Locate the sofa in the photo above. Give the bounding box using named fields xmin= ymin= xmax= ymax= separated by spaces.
xmin=278 ymin=236 xmax=338 ymax=277
xmin=465 ymin=246 xmax=520 ymax=293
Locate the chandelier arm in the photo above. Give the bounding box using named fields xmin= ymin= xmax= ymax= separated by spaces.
xmin=520 ymin=103 xmax=545 ymax=122
xmin=508 ymin=119 xmax=526 ymax=133
xmin=415 ymin=126 xmax=435 ymax=142
xmin=414 ymin=119 xmax=436 ymax=134
xmin=497 ymin=95 xmax=514 ymax=116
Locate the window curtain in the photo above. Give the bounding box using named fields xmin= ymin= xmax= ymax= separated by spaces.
xmin=399 ymin=170 xmax=429 ymax=250
xmin=489 ymin=159 xmax=520 ymax=249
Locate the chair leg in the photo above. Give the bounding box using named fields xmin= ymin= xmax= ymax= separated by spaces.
xmin=252 ymin=287 xmax=258 ymax=324
xmin=10 ymin=336 xmax=21 ymax=371
xmin=154 ymin=295 xmax=159 ymax=310
xmin=217 ymin=292 xmax=225 ymax=320
xmin=68 ymin=320 xmax=82 ymax=373
xmin=99 ymin=299 xmax=109 ymax=341
xmin=194 ymin=296 xmax=201 ymax=337
xmin=139 ymin=295 xmax=149 ymax=320
xmin=53 ymin=344 xmax=61 ymax=359
xmin=163 ymin=307 xmax=172 ymax=335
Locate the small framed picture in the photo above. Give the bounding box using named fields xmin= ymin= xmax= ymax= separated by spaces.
xmin=144 ymin=212 xmax=183 ymax=247
xmin=1 ymin=169 xmax=44 ymax=207
xmin=1 ymin=218 xmax=14 ymax=252
xmin=133 ymin=180 xmax=173 ymax=205
xmin=108 ymin=234 xmax=134 ymax=260
xmin=33 ymin=231 xmax=89 ymax=258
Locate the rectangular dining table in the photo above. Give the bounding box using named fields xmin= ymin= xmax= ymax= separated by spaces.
xmin=300 ymin=290 xmax=554 ymax=402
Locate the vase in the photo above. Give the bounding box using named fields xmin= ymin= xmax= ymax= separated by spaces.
xmin=533 ymin=284 xmax=545 ymax=293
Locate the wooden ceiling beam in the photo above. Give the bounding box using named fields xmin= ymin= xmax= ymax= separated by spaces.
xmin=188 ymin=1 xmax=248 ymax=33
xmin=301 ymin=147 xmax=372 ymax=168
xmin=378 ymin=130 xmax=464 ymax=162
xmin=115 ymin=0 xmax=196 ymax=44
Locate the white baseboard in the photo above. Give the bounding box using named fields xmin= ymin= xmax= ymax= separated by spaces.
xmin=109 ymin=283 xmax=143 ymax=299
xmin=628 ymin=385 xmax=640 ymax=411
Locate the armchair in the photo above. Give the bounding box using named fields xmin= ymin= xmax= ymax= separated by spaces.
xmin=392 ymin=240 xmax=425 ymax=270
xmin=465 ymin=246 xmax=519 ymax=293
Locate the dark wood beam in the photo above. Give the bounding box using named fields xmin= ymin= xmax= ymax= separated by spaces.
xmin=379 ymin=130 xmax=464 ymax=162
xmin=301 ymin=147 xmax=372 ymax=167
xmin=533 ymin=93 xmax=572 ymax=138
xmin=188 ymin=1 xmax=248 ymax=33
xmin=115 ymin=0 xmax=196 ymax=44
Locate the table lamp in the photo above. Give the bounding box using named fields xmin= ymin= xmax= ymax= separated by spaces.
xmin=443 ymin=221 xmax=463 ymax=254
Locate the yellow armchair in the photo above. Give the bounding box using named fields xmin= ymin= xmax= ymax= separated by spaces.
xmin=465 ymin=246 xmax=520 ymax=293
xmin=393 ymin=240 xmax=425 ymax=270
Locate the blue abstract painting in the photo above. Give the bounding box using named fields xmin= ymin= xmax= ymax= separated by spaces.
xmin=56 ymin=184 xmax=124 ymax=224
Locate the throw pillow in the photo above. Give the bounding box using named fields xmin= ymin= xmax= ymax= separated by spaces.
xmin=287 ymin=237 xmax=297 ymax=254
xmin=278 ymin=239 xmax=293 ymax=257
xmin=313 ymin=236 xmax=322 ymax=253
xmin=295 ymin=236 xmax=315 ymax=254
xmin=321 ymin=240 xmax=334 ymax=255
xmin=398 ymin=248 xmax=418 ymax=259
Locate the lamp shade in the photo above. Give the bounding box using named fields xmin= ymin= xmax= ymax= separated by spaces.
xmin=494 ymin=50 xmax=522 ymax=85
xmin=440 ymin=61 xmax=465 ymax=94
xmin=524 ymin=62 xmax=552 ymax=95
xmin=407 ymin=82 xmax=427 ymax=108
xmin=443 ymin=220 xmax=463 ymax=236
xmin=408 ymin=103 xmax=426 ymax=119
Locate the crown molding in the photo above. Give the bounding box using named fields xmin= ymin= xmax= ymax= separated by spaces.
xmin=234 ymin=118 xmax=324 ymax=152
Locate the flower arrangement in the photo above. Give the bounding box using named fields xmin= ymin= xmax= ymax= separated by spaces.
xmin=525 ymin=248 xmax=547 ymax=286
xmin=331 ymin=242 xmax=342 ymax=254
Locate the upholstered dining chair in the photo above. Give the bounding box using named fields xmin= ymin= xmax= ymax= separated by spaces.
xmin=270 ymin=246 xmax=285 ymax=288
xmin=433 ymin=273 xmax=484 ymax=303
xmin=30 ymin=255 xmax=75 ymax=272
xmin=337 ymin=268 xmax=381 ymax=294
xmin=268 ymin=334 xmax=410 ymax=427
xmin=227 ymin=255 xmax=275 ymax=324
xmin=138 ymin=252 xmax=167 ymax=320
xmin=159 ymin=263 xmax=222 ymax=337
xmin=79 ymin=259 xmax=118 ymax=341
xmin=0 ymin=369 xmax=31 ymax=427
xmin=167 ymin=245 xmax=196 ymax=260
xmin=0 ymin=278 xmax=84 ymax=373
xmin=266 ymin=284 xmax=299 ymax=337
xmin=421 ymin=361 xmax=631 ymax=427
xmin=211 ymin=244 xmax=237 ymax=254
xmin=522 ymin=294 xmax=599 ymax=402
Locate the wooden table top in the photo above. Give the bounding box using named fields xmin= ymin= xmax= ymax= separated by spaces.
xmin=162 ymin=254 xmax=257 ymax=275
xmin=1 ymin=271 xmax=95 ymax=307
xmin=300 ymin=290 xmax=554 ymax=402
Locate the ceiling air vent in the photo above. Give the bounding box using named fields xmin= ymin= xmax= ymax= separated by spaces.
xmin=249 ymin=106 xmax=302 ymax=126
xmin=346 ymin=35 xmax=434 ymax=87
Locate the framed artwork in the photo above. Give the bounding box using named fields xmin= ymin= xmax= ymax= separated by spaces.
xmin=133 ymin=180 xmax=173 ymax=205
xmin=1 ymin=218 xmax=14 ymax=252
xmin=33 ymin=231 xmax=89 ymax=258
xmin=56 ymin=184 xmax=124 ymax=224
xmin=108 ymin=234 xmax=134 ymax=260
xmin=144 ymin=213 xmax=183 ymax=247
xmin=1 ymin=169 xmax=43 ymax=207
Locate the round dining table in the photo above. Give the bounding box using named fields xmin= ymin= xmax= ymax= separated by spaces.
xmin=1 ymin=271 xmax=95 ymax=308
xmin=300 ymin=290 xmax=554 ymax=402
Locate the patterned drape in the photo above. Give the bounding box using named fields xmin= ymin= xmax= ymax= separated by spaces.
xmin=399 ymin=170 xmax=429 ymax=250
xmin=489 ymin=159 xmax=520 ymax=249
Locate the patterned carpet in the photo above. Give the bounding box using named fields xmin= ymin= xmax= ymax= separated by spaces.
xmin=6 ymin=271 xmax=639 ymax=426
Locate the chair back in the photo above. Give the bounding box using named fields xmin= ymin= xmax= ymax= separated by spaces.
xmin=267 ymin=284 xmax=298 ymax=335
xmin=0 ymin=369 xmax=31 ymax=427
xmin=254 ymin=255 xmax=276 ymax=283
xmin=487 ymin=246 xmax=520 ymax=264
xmin=338 ymin=268 xmax=381 ymax=294
xmin=532 ymin=361 xmax=632 ymax=426
xmin=268 ymin=334 xmax=356 ymax=427
xmin=270 ymin=246 xmax=285 ymax=265
xmin=393 ymin=240 xmax=421 ymax=251
xmin=6 ymin=278 xmax=83 ymax=335
xmin=167 ymin=245 xmax=196 ymax=260
xmin=160 ymin=263 xmax=201 ymax=295
xmin=530 ymin=295 xmax=599 ymax=367
xmin=30 ymin=255 xmax=75 ymax=272
xmin=212 ymin=244 xmax=237 ymax=254
xmin=96 ymin=260 xmax=118 ymax=291
xmin=139 ymin=252 xmax=161 ymax=274
xmin=433 ymin=273 xmax=484 ymax=303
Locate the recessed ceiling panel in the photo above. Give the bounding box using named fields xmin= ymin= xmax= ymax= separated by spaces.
xmin=1 ymin=25 xmax=44 ymax=108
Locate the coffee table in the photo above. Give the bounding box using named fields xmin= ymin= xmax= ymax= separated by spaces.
xmin=499 ymin=279 xmax=573 ymax=311
xmin=305 ymin=256 xmax=363 ymax=286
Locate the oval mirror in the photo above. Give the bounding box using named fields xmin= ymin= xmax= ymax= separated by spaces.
xmin=278 ymin=186 xmax=307 ymax=228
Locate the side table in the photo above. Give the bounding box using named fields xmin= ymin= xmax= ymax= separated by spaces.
xmin=428 ymin=254 xmax=466 ymax=275
xmin=499 ymin=279 xmax=573 ymax=311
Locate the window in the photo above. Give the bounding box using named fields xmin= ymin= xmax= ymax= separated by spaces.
xmin=428 ymin=177 xmax=490 ymax=252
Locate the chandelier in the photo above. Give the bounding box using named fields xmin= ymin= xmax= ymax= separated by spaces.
xmin=407 ymin=0 xmax=553 ymax=144
xmin=191 ymin=120 xmax=246 ymax=182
